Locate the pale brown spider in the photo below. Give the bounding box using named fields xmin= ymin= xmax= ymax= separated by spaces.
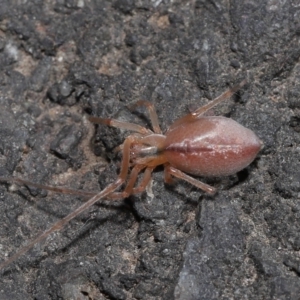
xmin=0 ymin=79 xmax=262 ymax=270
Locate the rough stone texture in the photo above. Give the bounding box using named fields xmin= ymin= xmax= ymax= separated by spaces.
xmin=0 ymin=0 xmax=299 ymax=299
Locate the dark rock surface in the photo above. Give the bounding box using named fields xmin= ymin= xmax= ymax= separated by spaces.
xmin=0 ymin=1 xmax=299 ymax=299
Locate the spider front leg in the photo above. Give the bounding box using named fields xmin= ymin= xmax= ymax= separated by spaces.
xmin=0 ymin=135 xmax=137 ymax=270
xmin=0 ymin=176 xmax=97 ymax=198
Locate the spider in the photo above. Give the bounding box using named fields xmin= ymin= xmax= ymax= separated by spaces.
xmin=0 ymin=79 xmax=262 ymax=270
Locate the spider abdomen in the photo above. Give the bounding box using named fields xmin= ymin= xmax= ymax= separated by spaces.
xmin=164 ymin=116 xmax=263 ymax=177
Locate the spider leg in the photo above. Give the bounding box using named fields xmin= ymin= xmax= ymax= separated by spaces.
xmin=169 ymin=80 xmax=247 ymax=130
xmin=89 ymin=116 xmax=152 ymax=135
xmin=0 ymin=135 xmax=137 ymax=271
xmin=89 ymin=100 xmax=162 ymax=134
xmin=165 ymin=165 xmax=216 ymax=195
xmin=0 ymin=177 xmax=96 ymax=198
xmin=164 ymin=164 xmax=174 ymax=185
xmin=129 ymin=100 xmax=162 ymax=134
xmin=107 ymin=164 xmax=145 ymax=199
xmin=131 ymin=167 xmax=154 ymax=194
xmin=108 ymin=166 xmax=154 ymax=200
